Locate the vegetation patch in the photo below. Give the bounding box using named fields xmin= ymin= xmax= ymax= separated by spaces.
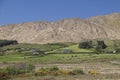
xmin=35 ymin=66 xmax=85 ymax=76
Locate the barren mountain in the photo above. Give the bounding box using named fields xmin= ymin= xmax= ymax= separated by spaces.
xmin=0 ymin=13 xmax=120 ymax=44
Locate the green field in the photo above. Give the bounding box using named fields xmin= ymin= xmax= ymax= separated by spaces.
xmin=0 ymin=41 xmax=120 ymax=80
xmin=0 ymin=53 xmax=120 ymax=64
xmin=47 ymin=44 xmax=94 ymax=54
xmin=0 ymin=41 xmax=120 ymax=64
xmin=62 ymin=44 xmax=93 ymax=52
xmin=1 ymin=43 xmax=72 ymax=52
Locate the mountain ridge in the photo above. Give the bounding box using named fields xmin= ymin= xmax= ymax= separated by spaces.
xmin=0 ymin=13 xmax=120 ymax=44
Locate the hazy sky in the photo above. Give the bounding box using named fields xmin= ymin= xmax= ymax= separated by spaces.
xmin=0 ymin=0 xmax=120 ymax=25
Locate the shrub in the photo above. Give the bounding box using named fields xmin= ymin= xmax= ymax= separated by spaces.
xmin=49 ymin=70 xmax=60 ymax=76
xmin=72 ymin=69 xmax=85 ymax=75
xmin=35 ymin=66 xmax=60 ymax=76
xmin=115 ymin=48 xmax=120 ymax=53
xmin=88 ymin=70 xmax=99 ymax=75
xmin=35 ymin=68 xmax=48 ymax=76
xmin=60 ymin=70 xmax=70 ymax=75
xmin=67 ymin=71 xmax=76 ymax=75
xmin=79 ymin=41 xmax=92 ymax=49
xmin=35 ymin=67 xmax=85 ymax=76
xmin=5 ymin=66 xmax=18 ymax=75
xmin=14 ymin=62 xmax=35 ymax=73
xmin=49 ymin=66 xmax=59 ymax=71
xmin=97 ymin=40 xmax=107 ymax=49
xmin=0 ymin=69 xmax=10 ymax=80
xmin=5 ymin=63 xmax=35 ymax=75
xmin=27 ymin=64 xmax=35 ymax=72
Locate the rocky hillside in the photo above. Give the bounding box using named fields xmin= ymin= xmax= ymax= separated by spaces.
xmin=0 ymin=13 xmax=120 ymax=44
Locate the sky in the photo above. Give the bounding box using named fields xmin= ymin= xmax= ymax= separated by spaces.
xmin=0 ymin=0 xmax=120 ymax=25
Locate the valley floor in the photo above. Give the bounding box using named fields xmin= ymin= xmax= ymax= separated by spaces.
xmin=1 ymin=60 xmax=120 ymax=80
xmin=0 ymin=42 xmax=120 ymax=80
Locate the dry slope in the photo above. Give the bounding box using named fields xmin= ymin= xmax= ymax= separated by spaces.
xmin=0 ymin=13 xmax=120 ymax=44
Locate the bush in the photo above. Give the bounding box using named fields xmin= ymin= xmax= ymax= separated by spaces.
xmin=67 ymin=71 xmax=76 ymax=75
xmin=5 ymin=66 xmax=18 ymax=75
xmin=14 ymin=62 xmax=35 ymax=73
xmin=72 ymin=69 xmax=85 ymax=75
xmin=115 ymin=48 xmax=120 ymax=53
xmin=94 ymin=40 xmax=107 ymax=54
xmin=5 ymin=63 xmax=35 ymax=75
xmin=79 ymin=40 xmax=92 ymax=49
xmin=97 ymin=41 xmax=107 ymax=49
xmin=88 ymin=70 xmax=99 ymax=75
xmin=0 ymin=72 xmax=10 ymax=80
xmin=60 ymin=70 xmax=70 ymax=75
xmin=35 ymin=68 xmax=48 ymax=76
xmin=49 ymin=66 xmax=59 ymax=71
xmin=35 ymin=67 xmax=85 ymax=76
xmin=35 ymin=66 xmax=61 ymax=76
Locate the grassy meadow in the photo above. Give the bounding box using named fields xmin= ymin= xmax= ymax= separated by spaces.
xmin=0 ymin=40 xmax=120 ymax=80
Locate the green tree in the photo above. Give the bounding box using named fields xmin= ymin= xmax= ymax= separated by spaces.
xmin=113 ymin=41 xmax=120 ymax=53
xmin=95 ymin=40 xmax=107 ymax=54
xmin=79 ymin=40 xmax=92 ymax=49
xmin=97 ymin=41 xmax=107 ymax=49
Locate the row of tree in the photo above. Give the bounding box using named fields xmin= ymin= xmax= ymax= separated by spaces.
xmin=79 ymin=40 xmax=107 ymax=54
xmin=79 ymin=40 xmax=107 ymax=49
xmin=0 ymin=40 xmax=18 ymax=47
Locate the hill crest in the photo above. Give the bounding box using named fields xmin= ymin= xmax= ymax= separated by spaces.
xmin=0 ymin=13 xmax=120 ymax=44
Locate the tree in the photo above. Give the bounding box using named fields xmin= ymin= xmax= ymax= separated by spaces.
xmin=113 ymin=41 xmax=120 ymax=53
xmin=95 ymin=40 xmax=107 ymax=54
xmin=95 ymin=45 xmax=103 ymax=54
xmin=79 ymin=40 xmax=92 ymax=49
xmin=0 ymin=40 xmax=18 ymax=47
xmin=97 ymin=41 xmax=107 ymax=49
